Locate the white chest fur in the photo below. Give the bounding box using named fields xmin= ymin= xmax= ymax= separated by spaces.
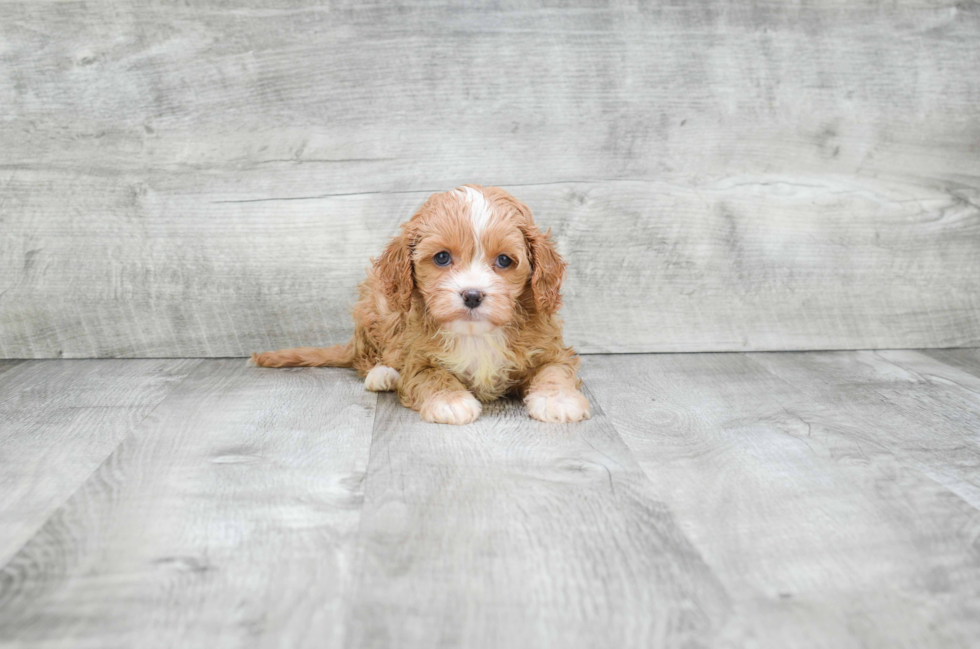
xmin=436 ymin=328 xmax=515 ymax=400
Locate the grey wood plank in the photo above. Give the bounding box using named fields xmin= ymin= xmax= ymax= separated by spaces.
xmin=2 ymin=1 xmax=979 ymax=357
xmin=581 ymin=353 xmax=980 ymax=648
xmin=0 ymin=359 xmax=199 ymax=567
xmin=343 ymin=392 xmax=730 ymax=649
xmin=750 ymin=349 xmax=980 ymax=509
xmin=3 ymin=177 xmax=979 ymax=358
xmin=0 ymin=360 xmax=377 ymax=648
xmin=921 ymin=348 xmax=980 ymax=380
xmin=0 ymin=361 xmax=24 ymax=378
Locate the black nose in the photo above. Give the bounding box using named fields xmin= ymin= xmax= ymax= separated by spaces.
xmin=462 ymin=290 xmax=485 ymax=309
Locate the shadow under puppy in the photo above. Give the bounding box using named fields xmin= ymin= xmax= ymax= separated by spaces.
xmin=252 ymin=185 xmax=590 ymax=425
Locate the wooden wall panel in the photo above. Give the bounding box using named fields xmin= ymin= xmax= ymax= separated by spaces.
xmin=1 ymin=1 xmax=978 ymax=357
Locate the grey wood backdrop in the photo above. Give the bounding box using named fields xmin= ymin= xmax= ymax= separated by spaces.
xmin=1 ymin=0 xmax=979 ymax=358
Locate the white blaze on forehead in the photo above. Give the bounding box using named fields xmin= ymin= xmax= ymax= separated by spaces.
xmin=446 ymin=186 xmax=498 ymax=302
xmin=456 ymin=186 xmax=494 ymax=239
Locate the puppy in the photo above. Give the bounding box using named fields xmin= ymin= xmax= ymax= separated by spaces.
xmin=252 ymin=185 xmax=590 ymax=425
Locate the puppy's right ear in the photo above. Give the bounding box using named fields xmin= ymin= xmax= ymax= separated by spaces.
xmin=373 ymin=223 xmax=416 ymax=312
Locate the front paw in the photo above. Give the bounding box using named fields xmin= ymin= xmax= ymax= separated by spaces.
xmin=364 ymin=365 xmax=399 ymax=392
xmin=526 ymin=389 xmax=591 ymax=423
xmin=420 ymin=391 xmax=482 ymax=425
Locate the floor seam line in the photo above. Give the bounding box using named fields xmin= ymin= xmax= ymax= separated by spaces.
xmin=743 ymin=352 xmax=980 ymax=515
xmin=337 ymin=389 xmax=383 ymax=649
xmin=0 ymin=358 xmax=204 ymax=573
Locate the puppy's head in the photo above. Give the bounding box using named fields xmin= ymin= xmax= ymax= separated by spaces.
xmin=374 ymin=185 xmax=566 ymax=333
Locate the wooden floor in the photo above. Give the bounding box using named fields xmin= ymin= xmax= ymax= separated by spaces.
xmin=1 ymin=350 xmax=979 ymax=648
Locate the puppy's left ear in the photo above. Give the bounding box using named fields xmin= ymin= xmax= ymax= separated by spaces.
xmin=521 ymin=222 xmax=567 ymax=315
xmin=373 ymin=222 xmax=416 ymax=312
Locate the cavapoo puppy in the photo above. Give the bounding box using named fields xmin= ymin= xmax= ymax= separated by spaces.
xmin=252 ymin=185 xmax=590 ymax=425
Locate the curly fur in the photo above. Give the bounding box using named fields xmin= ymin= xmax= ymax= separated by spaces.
xmin=252 ymin=185 xmax=589 ymax=424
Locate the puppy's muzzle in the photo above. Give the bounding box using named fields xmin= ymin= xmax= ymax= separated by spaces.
xmin=462 ymin=289 xmax=485 ymax=309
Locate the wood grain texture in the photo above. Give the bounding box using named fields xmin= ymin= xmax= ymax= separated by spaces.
xmin=922 ymin=348 xmax=980 ymax=379
xmin=1 ymin=1 xmax=979 ymax=357
xmin=1 ymin=353 xmax=979 ymax=646
xmin=0 ymin=361 xmax=24 ymax=378
xmin=0 ymin=359 xmax=198 ymax=566
xmin=0 ymin=361 xmax=376 ymax=648
xmin=581 ymin=353 xmax=980 ymax=648
xmin=343 ymin=392 xmax=730 ymax=649
xmin=750 ymin=349 xmax=980 ymax=509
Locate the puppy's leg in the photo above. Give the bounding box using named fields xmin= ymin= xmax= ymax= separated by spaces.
xmin=364 ymin=365 xmax=400 ymax=392
xmin=524 ymin=363 xmax=591 ymax=423
xmin=400 ymin=366 xmax=481 ymax=425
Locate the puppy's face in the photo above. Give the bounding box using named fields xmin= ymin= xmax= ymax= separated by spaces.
xmin=375 ymin=186 xmax=566 ymax=332
xmin=412 ymin=187 xmax=530 ymax=334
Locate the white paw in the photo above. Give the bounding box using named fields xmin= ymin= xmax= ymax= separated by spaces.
xmin=420 ymin=391 xmax=482 ymax=425
xmin=364 ymin=365 xmax=400 ymax=392
xmin=525 ymin=389 xmax=591 ymax=423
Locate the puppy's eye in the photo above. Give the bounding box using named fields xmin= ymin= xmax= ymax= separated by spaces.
xmin=433 ymin=251 xmax=452 ymax=267
xmin=495 ymin=254 xmax=513 ymax=269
